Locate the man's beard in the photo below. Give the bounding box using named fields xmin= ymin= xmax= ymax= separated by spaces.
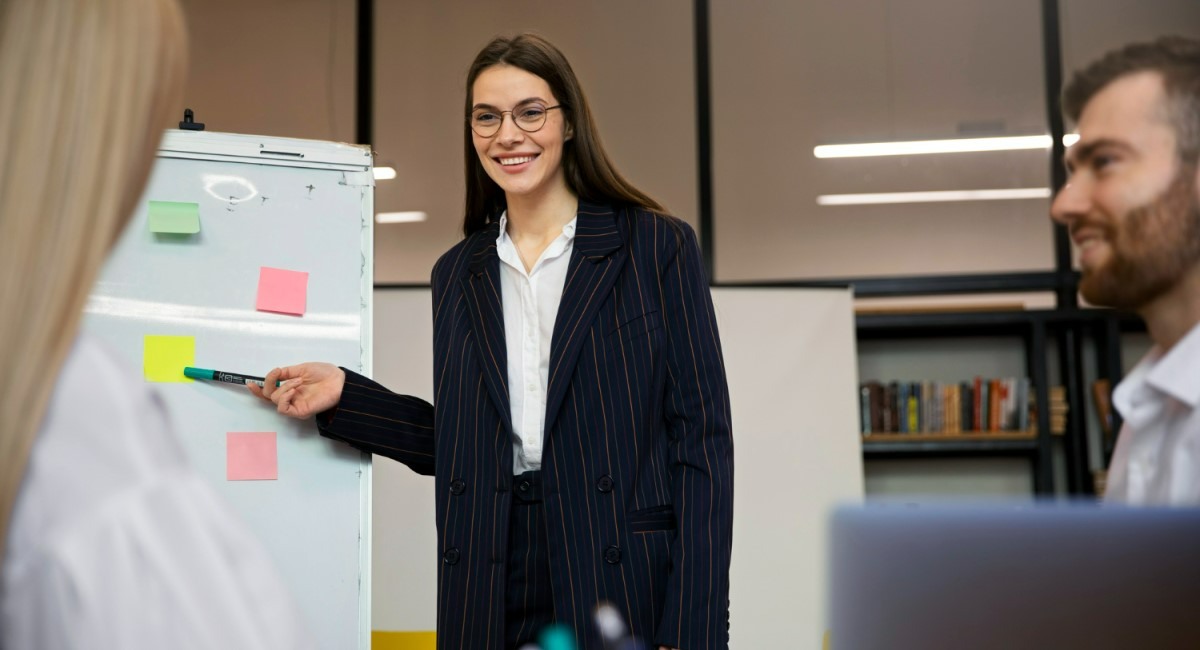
xmin=1078 ymin=166 xmax=1200 ymax=312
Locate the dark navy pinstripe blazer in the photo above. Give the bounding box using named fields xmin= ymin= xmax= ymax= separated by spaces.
xmin=319 ymin=202 xmax=733 ymax=649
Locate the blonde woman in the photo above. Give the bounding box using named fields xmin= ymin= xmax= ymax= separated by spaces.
xmin=0 ymin=1 xmax=309 ymax=647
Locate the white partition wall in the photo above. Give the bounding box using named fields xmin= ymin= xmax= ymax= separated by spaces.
xmin=713 ymin=288 xmax=864 ymax=647
xmin=370 ymin=290 xmax=439 ymax=634
xmin=371 ymin=287 xmax=863 ymax=644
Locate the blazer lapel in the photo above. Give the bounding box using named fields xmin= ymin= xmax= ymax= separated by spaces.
xmin=544 ymin=202 xmax=626 ymax=434
xmin=461 ymin=221 xmax=514 ymax=441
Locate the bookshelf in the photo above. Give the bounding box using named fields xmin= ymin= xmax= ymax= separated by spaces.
xmin=856 ymin=308 xmax=1057 ymax=493
xmin=854 ymin=306 xmax=1134 ymax=495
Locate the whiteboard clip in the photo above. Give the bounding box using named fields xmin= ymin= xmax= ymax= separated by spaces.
xmin=178 ymin=108 xmax=205 ymax=131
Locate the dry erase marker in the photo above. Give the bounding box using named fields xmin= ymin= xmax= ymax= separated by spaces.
xmin=184 ymin=366 xmax=282 ymax=387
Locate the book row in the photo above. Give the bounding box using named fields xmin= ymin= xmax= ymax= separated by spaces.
xmin=859 ymin=377 xmax=1032 ymax=435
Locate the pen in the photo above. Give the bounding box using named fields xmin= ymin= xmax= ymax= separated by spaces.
xmin=184 ymin=366 xmax=282 ymax=388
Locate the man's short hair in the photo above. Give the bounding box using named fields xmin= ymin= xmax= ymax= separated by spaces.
xmin=1063 ymin=36 xmax=1200 ymax=162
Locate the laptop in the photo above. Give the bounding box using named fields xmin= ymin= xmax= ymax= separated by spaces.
xmin=828 ymin=503 xmax=1200 ymax=649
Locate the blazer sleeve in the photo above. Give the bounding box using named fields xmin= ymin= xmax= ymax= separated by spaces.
xmin=316 ymin=370 xmax=436 ymax=476
xmin=313 ymin=252 xmax=460 ymax=476
xmin=655 ymin=220 xmax=734 ymax=650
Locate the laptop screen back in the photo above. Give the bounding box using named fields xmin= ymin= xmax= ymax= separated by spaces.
xmin=829 ymin=504 xmax=1200 ymax=649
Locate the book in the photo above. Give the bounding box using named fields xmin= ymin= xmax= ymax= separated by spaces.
xmin=1092 ymin=378 xmax=1114 ymax=440
xmin=884 ymin=382 xmax=898 ymax=433
xmin=860 ymin=384 xmax=872 ymax=434
xmin=972 ymin=376 xmax=983 ymax=431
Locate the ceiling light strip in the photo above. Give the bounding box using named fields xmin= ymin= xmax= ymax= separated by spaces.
xmin=816 ymin=188 xmax=1052 ymax=206
xmin=814 ymin=134 xmax=1079 ymax=158
xmin=375 ymin=211 xmax=427 ymax=223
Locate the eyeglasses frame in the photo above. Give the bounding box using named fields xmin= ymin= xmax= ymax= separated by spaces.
xmin=468 ymin=103 xmax=564 ymax=137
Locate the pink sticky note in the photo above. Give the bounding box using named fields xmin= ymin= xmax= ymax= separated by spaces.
xmin=256 ymin=267 xmax=308 ymax=315
xmin=227 ymin=432 xmax=277 ymax=481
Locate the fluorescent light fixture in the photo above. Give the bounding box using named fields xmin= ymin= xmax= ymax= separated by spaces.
xmin=814 ymin=134 xmax=1079 ymax=158
xmin=817 ymin=188 xmax=1052 ymax=206
xmin=373 ymin=166 xmax=397 ymax=180
xmin=375 ymin=211 xmax=427 ymax=224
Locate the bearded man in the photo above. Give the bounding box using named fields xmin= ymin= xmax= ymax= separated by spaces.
xmin=1051 ymin=37 xmax=1200 ymax=504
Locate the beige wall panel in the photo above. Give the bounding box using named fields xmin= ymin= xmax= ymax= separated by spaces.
xmin=1061 ymin=0 xmax=1200 ymax=82
xmin=711 ymin=0 xmax=1054 ymax=281
xmin=179 ymin=0 xmax=356 ymax=142
xmin=373 ymin=0 xmax=696 ymax=283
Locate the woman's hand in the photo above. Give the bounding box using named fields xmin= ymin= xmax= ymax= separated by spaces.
xmin=248 ymin=362 xmax=346 ymax=419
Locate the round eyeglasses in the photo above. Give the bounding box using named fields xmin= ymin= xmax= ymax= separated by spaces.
xmin=469 ymin=101 xmax=563 ymax=137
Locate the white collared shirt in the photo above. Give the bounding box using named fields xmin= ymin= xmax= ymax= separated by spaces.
xmin=1106 ymin=321 xmax=1200 ymax=505
xmin=496 ymin=212 xmax=576 ymax=475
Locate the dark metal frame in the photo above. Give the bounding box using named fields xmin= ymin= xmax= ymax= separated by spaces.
xmin=355 ymin=0 xmax=372 ymax=147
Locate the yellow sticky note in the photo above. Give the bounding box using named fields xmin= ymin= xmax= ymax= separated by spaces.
xmin=143 ymin=335 xmax=195 ymax=382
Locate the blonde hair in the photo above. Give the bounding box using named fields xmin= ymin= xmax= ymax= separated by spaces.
xmin=0 ymin=0 xmax=187 ymax=556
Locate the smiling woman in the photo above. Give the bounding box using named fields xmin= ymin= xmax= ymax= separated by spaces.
xmin=252 ymin=32 xmax=733 ymax=650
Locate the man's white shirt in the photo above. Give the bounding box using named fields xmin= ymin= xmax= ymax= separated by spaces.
xmin=1107 ymin=321 xmax=1200 ymax=504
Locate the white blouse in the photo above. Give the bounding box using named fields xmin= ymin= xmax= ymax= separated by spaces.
xmin=2 ymin=335 xmax=311 ymax=649
xmin=496 ymin=212 xmax=577 ymax=475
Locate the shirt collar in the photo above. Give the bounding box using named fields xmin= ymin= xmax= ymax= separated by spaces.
xmin=1113 ymin=320 xmax=1200 ymax=425
xmin=496 ymin=211 xmax=578 ymax=246
xmin=495 ymin=211 xmax=578 ymax=275
xmin=1145 ymin=320 xmax=1200 ymax=407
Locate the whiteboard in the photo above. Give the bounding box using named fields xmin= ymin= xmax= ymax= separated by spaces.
xmin=82 ymin=130 xmax=373 ymax=650
xmin=369 ymin=287 xmax=864 ymax=646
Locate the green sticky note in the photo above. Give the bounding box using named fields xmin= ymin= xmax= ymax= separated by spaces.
xmin=148 ymin=200 xmax=200 ymax=234
xmin=143 ymin=335 xmax=195 ymax=382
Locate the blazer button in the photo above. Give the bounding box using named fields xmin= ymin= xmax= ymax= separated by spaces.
xmin=517 ymin=478 xmax=532 ymax=494
xmin=596 ymin=475 xmax=614 ymax=493
xmin=443 ymin=548 xmax=460 ymax=565
xmin=450 ymin=479 xmax=466 ymax=496
xmin=604 ymin=545 xmax=621 ymax=565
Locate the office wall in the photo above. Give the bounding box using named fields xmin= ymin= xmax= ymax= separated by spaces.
xmin=176 ymin=0 xmax=1200 ymax=289
xmin=710 ymin=0 xmax=1053 ymax=282
xmin=178 ymin=0 xmax=356 ymax=143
